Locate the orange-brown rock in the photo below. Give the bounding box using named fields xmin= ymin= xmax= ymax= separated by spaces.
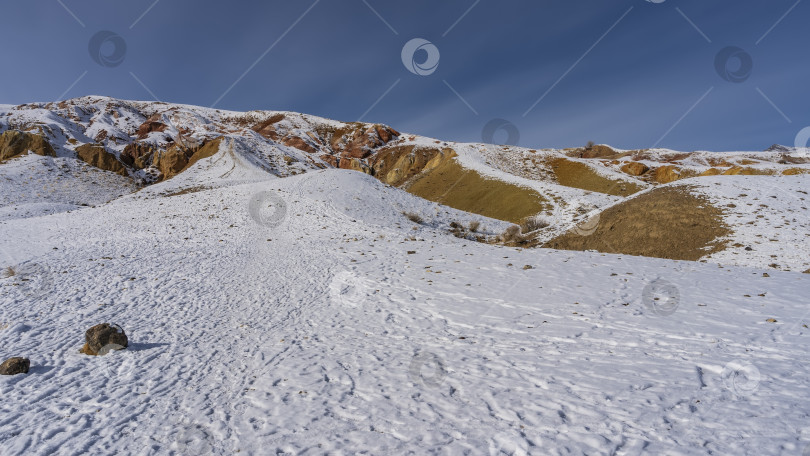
xmin=700 ymin=168 xmax=722 ymax=176
xmin=121 ymin=142 xmax=156 ymax=169
xmin=75 ymin=144 xmax=128 ymax=176
xmin=79 ymin=323 xmax=128 ymax=356
xmin=251 ymin=114 xmax=285 ymax=140
xmin=620 ymin=161 xmax=649 ymax=176
xmin=334 ymin=124 xmax=400 ymax=160
xmin=581 ymin=144 xmax=617 ymax=159
xmin=653 ymin=165 xmax=681 ymax=184
xmin=282 ymin=136 xmax=317 ymax=153
xmin=320 ymin=154 xmax=338 ymax=168
xmin=135 ymin=115 xmax=167 ymax=139
xmin=152 ymin=143 xmax=197 ymax=179
xmin=0 ymin=130 xmax=56 ymax=161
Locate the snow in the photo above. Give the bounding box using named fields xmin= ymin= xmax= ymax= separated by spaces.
xmin=693 ymin=175 xmax=810 ymax=272
xmin=1 ymin=168 xmax=809 ymax=455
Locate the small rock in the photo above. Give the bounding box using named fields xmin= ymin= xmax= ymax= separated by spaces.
xmin=766 ymin=318 xmax=777 ymax=323
xmin=80 ymin=323 xmax=128 ymax=356
xmin=0 ymin=357 xmax=30 ymax=375
xmin=407 ymin=251 xmax=416 ymax=255
xmin=762 ymin=273 xmax=770 ymax=277
xmin=523 ymin=265 xmax=533 ymax=270
xmin=744 ymin=246 xmax=753 ymax=251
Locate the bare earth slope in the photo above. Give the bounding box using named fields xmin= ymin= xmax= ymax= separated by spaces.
xmin=543 ymin=186 xmax=731 ymax=261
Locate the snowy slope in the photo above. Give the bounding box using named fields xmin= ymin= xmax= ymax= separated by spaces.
xmin=1 ymin=170 xmax=809 ymax=455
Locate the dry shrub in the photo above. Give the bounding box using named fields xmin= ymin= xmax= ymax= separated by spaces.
xmin=498 ymin=225 xmax=525 ymax=244
xmin=403 ymin=211 xmax=423 ymax=224
xmin=520 ymin=215 xmax=549 ymax=233
xmin=468 ymin=220 xmax=481 ymax=232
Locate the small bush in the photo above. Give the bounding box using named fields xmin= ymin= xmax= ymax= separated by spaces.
xmin=468 ymin=220 xmax=481 ymax=232
xmin=2 ymin=267 xmax=14 ymax=278
xmin=403 ymin=211 xmax=423 ymax=224
xmin=520 ymin=215 xmax=549 ymax=233
xmin=586 ymin=140 xmax=595 ymax=150
xmin=498 ymin=225 xmax=524 ymax=243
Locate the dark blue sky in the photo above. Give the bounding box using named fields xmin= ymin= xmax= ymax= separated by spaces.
xmin=2 ymin=0 xmax=807 ymax=151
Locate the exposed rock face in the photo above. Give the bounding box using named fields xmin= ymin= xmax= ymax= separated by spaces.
xmin=319 ymin=123 xmax=400 ymax=163
xmin=621 ymin=161 xmax=649 ymax=176
xmin=121 ymin=142 xmax=157 ymax=169
xmin=136 ymin=115 xmax=168 ymax=139
xmin=75 ymin=144 xmax=128 ymax=176
xmin=653 ymin=165 xmax=681 ymax=184
xmin=179 ymin=138 xmax=222 ymax=174
xmin=581 ymin=144 xmax=618 ymax=159
xmin=80 ymin=323 xmax=128 ymax=356
xmin=368 ymin=146 xmax=444 ymax=186
xmin=700 ymin=168 xmax=722 ymax=176
xmin=0 ymin=130 xmax=56 ymax=161
xmin=152 ymin=144 xmax=192 ymax=179
xmin=0 ymin=357 xmax=30 ymax=375
xmin=282 ymin=136 xmax=318 ymax=154
xmin=251 ymin=114 xmax=285 ymax=140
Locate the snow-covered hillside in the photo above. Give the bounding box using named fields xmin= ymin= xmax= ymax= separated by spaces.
xmin=0 ymin=97 xmax=809 ymax=455
xmin=0 ymin=169 xmax=809 ymax=455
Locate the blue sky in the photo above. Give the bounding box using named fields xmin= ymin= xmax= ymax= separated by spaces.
xmin=1 ymin=0 xmax=807 ymax=151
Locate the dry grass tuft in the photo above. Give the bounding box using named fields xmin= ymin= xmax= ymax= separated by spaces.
xmin=403 ymin=211 xmax=424 ymax=224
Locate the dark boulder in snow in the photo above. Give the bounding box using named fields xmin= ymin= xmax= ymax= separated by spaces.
xmin=0 ymin=357 xmax=30 ymax=375
xmin=80 ymin=323 xmax=128 ymax=356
